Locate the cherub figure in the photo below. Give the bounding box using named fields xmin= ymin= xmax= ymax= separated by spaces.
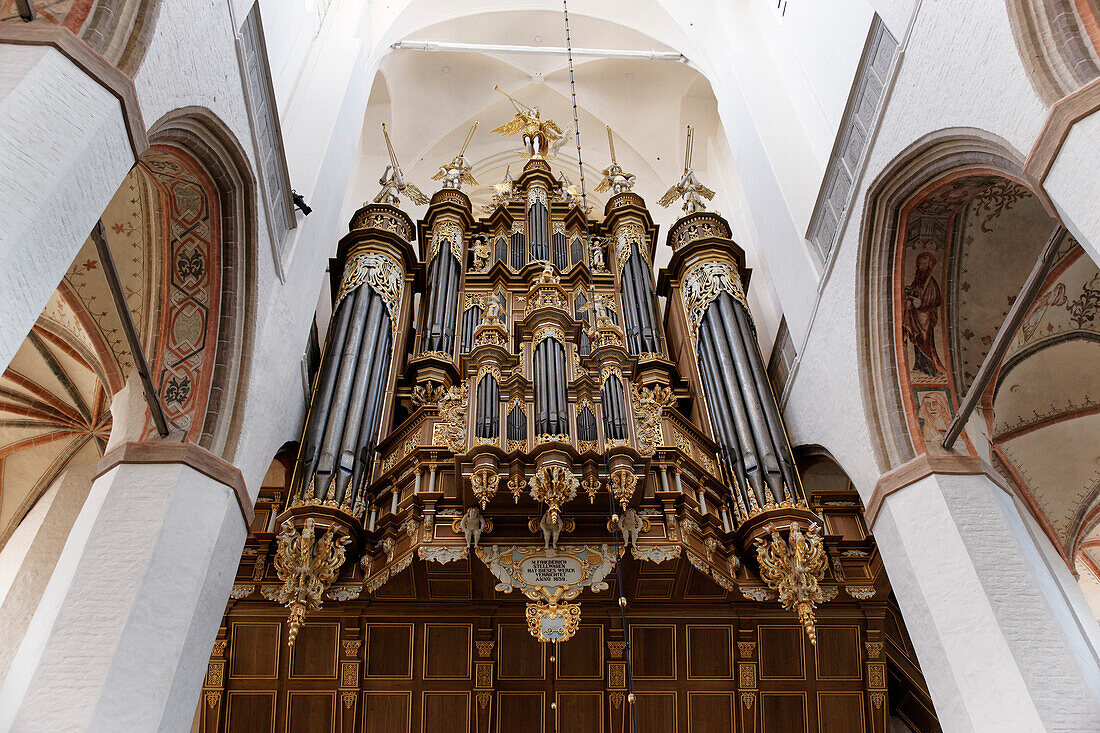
xmin=589 ymin=237 xmax=607 ymax=271
xmin=537 ymin=261 xmax=559 ymax=284
xmin=539 ymin=509 xmax=563 ymax=554
xmin=555 ymin=172 xmax=583 ymax=208
xmin=617 ymin=508 xmax=644 ymax=548
xmin=459 ymin=507 xmax=487 ymax=548
xmin=471 ymin=236 xmax=492 ymax=271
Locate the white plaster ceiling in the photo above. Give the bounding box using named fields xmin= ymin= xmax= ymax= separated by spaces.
xmin=344 ymin=8 xmax=724 ymax=275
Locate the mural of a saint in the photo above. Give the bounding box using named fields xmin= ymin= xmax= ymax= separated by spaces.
xmin=917 ymin=390 xmax=952 ymax=447
xmin=903 ymin=251 xmax=946 ymax=376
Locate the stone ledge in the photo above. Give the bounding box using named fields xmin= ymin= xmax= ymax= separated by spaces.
xmin=1024 ymin=76 xmax=1100 ymax=184
xmin=866 ymin=453 xmax=1013 ymax=528
xmin=96 ymin=441 xmax=254 ymax=527
xmin=0 ymin=24 xmax=147 ymax=159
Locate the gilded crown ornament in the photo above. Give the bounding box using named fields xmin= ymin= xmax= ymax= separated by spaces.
xmin=272 ymin=518 xmax=349 ymax=647
xmin=658 ymin=125 xmax=715 ymax=214
xmin=754 ymin=522 xmax=829 ymax=645
xmin=470 ymin=468 xmax=500 ymax=509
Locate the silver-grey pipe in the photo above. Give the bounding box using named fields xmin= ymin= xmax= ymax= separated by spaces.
xmin=315 ymin=286 xmax=371 ymax=498
xmin=703 ymin=312 xmax=767 ymax=506
xmin=717 ymin=295 xmax=783 ymax=500
xmin=335 ymin=294 xmax=385 ymax=503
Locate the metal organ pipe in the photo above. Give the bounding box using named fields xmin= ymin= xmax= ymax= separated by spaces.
xmin=334 ymin=296 xmax=386 ymax=504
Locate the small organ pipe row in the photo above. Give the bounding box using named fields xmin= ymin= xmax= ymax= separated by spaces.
xmin=619 ymin=240 xmax=662 ymax=354
xmin=534 ymin=338 xmax=568 ymax=435
xmin=422 ymin=239 xmax=460 ymax=354
xmin=475 ymin=375 xmax=500 ymax=439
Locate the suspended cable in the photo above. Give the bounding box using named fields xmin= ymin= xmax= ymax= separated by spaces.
xmin=562 ymin=2 xmax=639 ymax=730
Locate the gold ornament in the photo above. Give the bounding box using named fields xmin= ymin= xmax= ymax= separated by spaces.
xmin=609 ymin=468 xmax=638 ymax=510
xmin=507 ymin=474 xmax=525 ymax=502
xmin=528 ymin=465 xmax=578 ymax=525
xmin=681 ymin=260 xmax=748 ymax=345
xmin=271 ymin=518 xmax=349 ymax=647
xmin=581 ymin=475 xmax=601 ymax=503
xmin=335 ymin=251 xmax=404 ymax=331
xmin=631 ymin=383 xmax=675 ymax=457
xmin=526 ymin=601 xmax=582 ymax=643
xmin=754 ymin=522 xmax=829 ymax=645
xmin=436 ymin=383 xmax=468 ymax=453
xmin=470 ymin=468 xmax=500 ymax=509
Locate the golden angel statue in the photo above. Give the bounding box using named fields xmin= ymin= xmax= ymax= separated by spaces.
xmin=554 ymin=172 xmax=584 ymax=209
xmin=432 ymin=122 xmax=479 ymax=190
xmin=594 ymin=127 xmax=636 ymax=195
xmin=658 ymin=125 xmax=715 ymax=214
xmin=483 ymin=166 xmax=516 ymax=213
xmin=492 ymin=86 xmax=566 ymax=159
xmin=374 ymin=123 xmax=430 ymax=206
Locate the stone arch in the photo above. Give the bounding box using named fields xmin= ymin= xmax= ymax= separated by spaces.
xmin=857 ymin=129 xmax=1035 ymax=471
xmin=146 ymin=107 xmax=257 ymax=461
xmin=1006 ymin=0 xmax=1100 ymax=105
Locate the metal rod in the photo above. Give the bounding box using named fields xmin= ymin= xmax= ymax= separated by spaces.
xmin=92 ymin=221 xmax=169 ymax=436
xmin=459 ymin=121 xmax=478 ymax=157
xmin=395 ymin=39 xmax=686 ymax=62
xmin=942 ymin=225 xmax=1068 ymax=449
xmin=606 ymin=126 xmax=616 ymax=165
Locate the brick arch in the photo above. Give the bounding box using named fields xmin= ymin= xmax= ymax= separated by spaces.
xmin=857 ymin=130 xmax=1036 ymax=471
xmin=146 ymin=107 xmax=257 ymax=460
xmin=1006 ymin=0 xmax=1100 ymax=105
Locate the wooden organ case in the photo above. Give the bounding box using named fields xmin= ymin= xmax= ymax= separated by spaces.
xmin=201 ymin=157 xmax=941 ymax=733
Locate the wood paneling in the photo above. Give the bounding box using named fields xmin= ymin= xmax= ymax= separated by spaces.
xmin=362 ymin=692 xmax=411 ymax=733
xmin=687 ymin=626 xmax=733 ymax=679
xmin=289 ymin=623 xmax=338 ymax=678
xmin=556 ymin=692 xmax=603 ymax=733
xmin=230 ymin=623 xmax=280 ymax=678
xmin=498 ymin=624 xmax=545 ymax=680
xmin=759 ymin=626 xmax=806 ymax=680
xmin=814 ymin=627 xmax=861 ymax=680
xmin=631 ymin=626 xmax=676 ymax=679
xmin=422 ymin=692 xmax=470 ymax=733
xmin=424 ymin=624 xmax=471 ymax=679
xmin=818 ymin=692 xmax=866 ymax=733
xmin=688 ymin=692 xmax=734 ymax=733
xmin=761 ymin=692 xmax=808 ymax=733
xmin=286 ymin=692 xmax=334 ymax=733
xmin=496 ymin=692 xmax=544 ymax=733
xmin=635 ymin=691 xmax=677 ymax=733
xmin=366 ymin=624 xmax=414 ymax=678
xmin=556 ymin=625 xmax=603 ymax=679
xmin=226 ymin=692 xmax=275 ymax=733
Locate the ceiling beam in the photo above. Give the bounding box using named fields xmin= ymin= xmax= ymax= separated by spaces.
xmin=392 ymin=40 xmax=686 ymax=63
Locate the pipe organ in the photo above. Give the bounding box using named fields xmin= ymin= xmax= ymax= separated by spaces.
xmin=208 ymin=142 xmax=938 ymax=733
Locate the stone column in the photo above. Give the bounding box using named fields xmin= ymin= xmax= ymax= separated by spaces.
xmin=0 ymin=462 xmax=97 ymax=684
xmin=867 ymin=456 xmax=1100 ymax=731
xmin=0 ymin=442 xmax=252 ymax=732
xmin=0 ymin=30 xmax=145 ymax=373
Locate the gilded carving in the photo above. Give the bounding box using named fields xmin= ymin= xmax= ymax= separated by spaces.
xmin=476 ymin=640 xmax=496 ymax=658
xmin=229 ymin=584 xmax=254 ymax=599
xmin=436 ymin=383 xmax=468 ymax=453
xmin=681 ymin=260 xmax=748 ymax=344
xmin=342 ymin=691 xmax=357 ymax=709
xmin=738 ymin=641 xmax=756 ymax=659
xmin=343 ymin=640 xmax=362 ymax=658
xmin=528 ymin=466 xmax=579 ymax=525
xmin=205 ymin=690 xmax=221 ymax=708
xmin=865 ymin=641 xmax=884 ymax=659
xmin=867 ymin=662 xmax=886 ymax=689
xmin=429 ymin=221 xmax=464 ymax=262
xmin=471 ymin=468 xmax=500 ymax=508
xmin=609 ymin=468 xmax=637 ymax=510
xmin=608 ymin=662 xmax=626 ymax=689
xmin=272 ymin=519 xmax=349 ymax=647
xmin=755 ymin=522 xmax=828 ymax=645
xmin=739 ymin=662 xmax=757 ymax=689
xmin=475 ymin=662 xmax=493 ymax=688
xmin=608 ymin=641 xmax=627 ymax=659
xmin=341 ymin=661 xmax=359 ymax=687
xmin=631 ymin=383 xmax=675 ymax=457
xmin=335 ymin=251 xmax=404 ymax=331
xmin=532 ymin=324 xmax=565 ymax=349
xmin=526 ymin=601 xmax=581 ymax=643
xmin=846 ymin=585 xmax=876 ymax=600
xmin=614 ymin=222 xmax=649 ymax=277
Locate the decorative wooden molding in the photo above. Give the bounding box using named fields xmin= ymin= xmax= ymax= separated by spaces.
xmin=97 ymin=441 xmax=254 ymax=527
xmin=0 ymin=24 xmax=148 ymax=159
xmin=1024 ymin=76 xmax=1100 ymax=184
xmin=866 ymin=453 xmax=1013 ymax=527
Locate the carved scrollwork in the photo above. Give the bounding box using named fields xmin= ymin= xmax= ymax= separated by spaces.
xmin=436 ymin=383 xmax=468 ymax=453
xmin=272 ymin=519 xmax=349 ymax=647
xmin=631 ymin=383 xmax=675 ymax=457
xmin=335 ymin=251 xmax=404 ymax=331
xmin=429 ymin=221 xmax=464 ymax=262
xmin=681 ymin=260 xmax=748 ymax=345
xmin=755 ymin=522 xmax=829 ymax=645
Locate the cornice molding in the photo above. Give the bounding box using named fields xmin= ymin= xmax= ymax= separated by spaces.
xmin=1024 ymin=76 xmax=1100 ymax=184
xmin=866 ymin=453 xmax=1012 ymax=527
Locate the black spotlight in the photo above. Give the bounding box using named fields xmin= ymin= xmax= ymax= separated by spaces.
xmin=292 ymin=190 xmax=312 ymax=216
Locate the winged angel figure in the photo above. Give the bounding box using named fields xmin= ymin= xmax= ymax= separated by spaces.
xmin=374 ymin=123 xmax=430 ymax=206
xmin=492 ymin=86 xmax=568 ymax=160
xmin=431 ymin=121 xmax=479 ymax=190
xmin=658 ymin=125 xmax=715 ymax=214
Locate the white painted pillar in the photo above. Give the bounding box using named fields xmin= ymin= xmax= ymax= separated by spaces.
xmin=0 ymin=42 xmax=137 ymax=374
xmin=871 ymin=467 xmax=1100 ymax=731
xmin=0 ymin=461 xmax=96 ymax=685
xmin=1044 ymin=111 xmax=1100 ymax=268
xmin=0 ymin=446 xmax=251 ymax=732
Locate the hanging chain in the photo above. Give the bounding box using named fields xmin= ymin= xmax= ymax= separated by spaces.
xmin=563 ymin=2 xmax=639 ymax=731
